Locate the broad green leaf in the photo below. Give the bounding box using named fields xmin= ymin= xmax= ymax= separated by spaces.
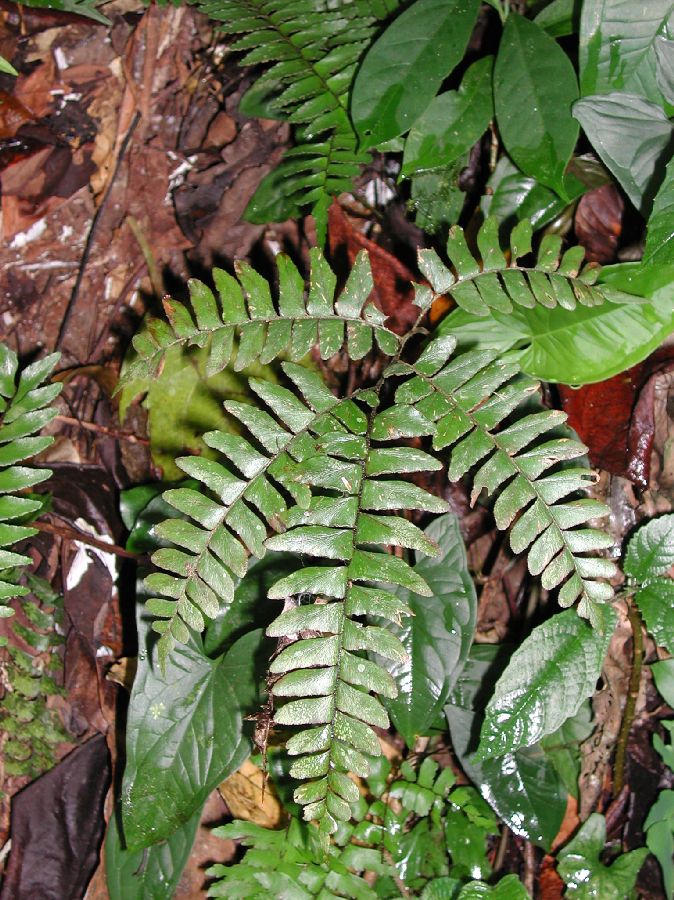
xmin=540 ymin=701 xmax=593 ymax=799
xmin=351 ymin=0 xmax=481 ymax=148
xmin=438 ymin=289 xmax=674 ymax=384
xmin=402 ymin=57 xmax=494 ymax=176
xmin=652 ymin=659 xmax=674 ymax=707
xmin=482 ymin=158 xmax=570 ymax=233
xmin=635 ymin=580 xmax=674 ymax=654
xmin=456 ymin=875 xmax=530 ymax=899
xmin=645 ymin=789 xmax=674 ymax=900
xmin=656 ymin=35 xmax=674 ymax=105
xmin=105 ymin=803 xmax=201 ymax=900
xmin=446 ymin=646 xmax=567 ymax=850
xmin=557 ymin=813 xmax=648 ymax=899
xmin=534 ymin=0 xmax=581 ymax=38
xmin=494 ymin=13 xmax=579 ymax=196
xmin=573 ymin=92 xmax=672 ymax=214
xmin=625 ymin=513 xmax=674 ymax=582
xmin=476 ymin=607 xmax=617 ymax=759
xmin=380 ymin=513 xmax=477 ymax=748
xmin=579 ymin=0 xmax=674 ymax=106
xmin=643 ymin=155 xmax=674 ymax=271
xmin=121 ymin=618 xmax=265 ymax=850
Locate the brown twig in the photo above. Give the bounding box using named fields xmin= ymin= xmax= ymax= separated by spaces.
xmin=33 ymin=520 xmax=137 ymax=560
xmin=55 ymin=414 xmax=149 ymax=445
xmin=613 ymin=600 xmax=644 ymax=794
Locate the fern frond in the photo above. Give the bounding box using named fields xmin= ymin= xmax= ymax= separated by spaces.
xmin=120 ymin=250 xmax=399 ymax=386
xmin=389 ymin=333 xmax=617 ymax=623
xmin=144 ymin=362 xmax=400 ymax=669
xmin=0 ymin=345 xmax=61 ymax=610
xmin=262 ymin=383 xmax=448 ymax=835
xmin=196 ymin=0 xmax=399 ymax=237
xmin=417 ymin=218 xmax=641 ymax=315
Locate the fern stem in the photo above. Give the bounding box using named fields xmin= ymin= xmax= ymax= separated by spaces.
xmin=613 ymin=599 xmax=644 ymax=794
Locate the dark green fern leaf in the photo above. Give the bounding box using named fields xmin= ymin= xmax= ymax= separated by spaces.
xmin=389 ymin=333 xmax=617 ymax=623
xmin=263 ymin=383 xmax=447 ymax=835
xmin=0 ymin=345 xmax=61 ymax=611
xmin=417 ymin=217 xmax=642 ymax=316
xmin=195 ymin=0 xmax=399 ymax=239
xmin=120 ymin=249 xmax=399 ymax=386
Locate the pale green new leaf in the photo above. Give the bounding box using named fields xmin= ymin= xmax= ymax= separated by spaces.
xmin=476 ymin=607 xmax=617 ymax=759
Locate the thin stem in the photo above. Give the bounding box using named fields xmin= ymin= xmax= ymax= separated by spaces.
xmin=613 ymin=599 xmax=644 ymax=794
xmin=55 ymin=415 xmax=150 ymax=445
xmin=32 ymin=520 xmax=137 ymax=560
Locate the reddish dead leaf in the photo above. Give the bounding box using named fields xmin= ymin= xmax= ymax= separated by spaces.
xmin=0 ymin=92 xmax=33 ymax=139
xmin=574 ymin=183 xmax=624 ymax=263
xmin=327 ymin=201 xmax=419 ymax=335
xmin=559 ymin=347 xmax=674 ymax=488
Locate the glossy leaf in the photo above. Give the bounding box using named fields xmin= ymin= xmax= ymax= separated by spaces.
xmin=476 ymin=607 xmax=617 ymax=759
xmin=652 ymin=658 xmax=674 ymax=707
xmin=105 ymin=805 xmax=201 ymax=900
xmin=645 ymin=788 xmax=674 ymax=900
xmin=579 ymin=0 xmax=674 ymax=106
xmin=643 ymin=155 xmax=674 ymax=271
xmin=351 ymin=0 xmax=481 ymax=148
xmin=446 ymin=646 xmax=568 ymax=850
xmin=381 ymin=513 xmax=477 ymax=748
xmin=573 ymin=92 xmax=673 ymax=213
xmin=121 ymin=620 xmax=264 ymax=850
xmin=456 ymin=875 xmax=530 ymax=899
xmin=625 ymin=513 xmax=674 ymax=582
xmin=534 ymin=0 xmax=581 ymax=38
xmin=494 ymin=13 xmax=579 ymax=195
xmin=402 ymin=56 xmax=494 ymax=176
xmin=557 ymin=813 xmax=648 ymax=899
xmin=482 ymin=158 xmax=569 ymax=233
xmin=540 ymin=701 xmax=593 ymax=799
